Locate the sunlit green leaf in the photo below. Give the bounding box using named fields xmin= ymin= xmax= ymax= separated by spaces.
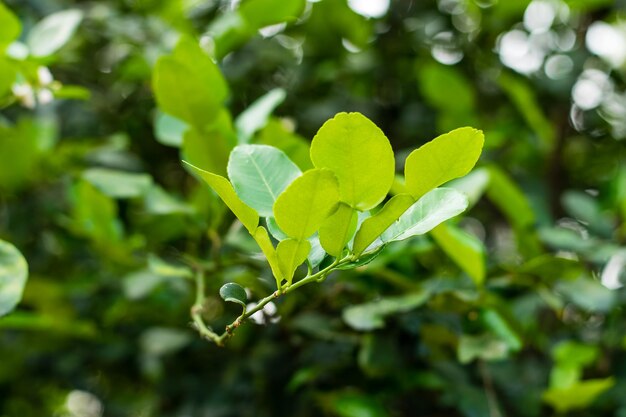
xmin=228 ymin=144 xmax=301 ymax=217
xmin=405 ymin=127 xmax=484 ymax=200
xmin=319 ymin=203 xmax=357 ymax=258
xmin=310 ymin=112 xmax=395 ymax=210
xmin=252 ymin=226 xmax=283 ymax=287
xmin=276 ymin=238 xmax=310 ymax=283
xmin=273 ymin=168 xmax=340 ymax=240
xmin=352 ymin=194 xmax=414 ymax=256
xmin=27 ymin=9 xmax=83 ymax=57
xmin=381 ymin=188 xmax=468 ymax=243
xmin=0 ymin=240 xmax=28 ymax=317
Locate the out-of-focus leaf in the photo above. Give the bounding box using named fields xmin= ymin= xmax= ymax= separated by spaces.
xmin=219 ymin=282 xmax=247 ymax=307
xmin=447 ymin=168 xmax=490 ymax=208
xmin=0 ymin=57 xmax=16 ymax=98
xmin=405 ymin=127 xmax=484 ymax=200
xmin=144 ymin=185 xmax=193 ymax=215
xmin=82 ymin=168 xmax=153 ymax=199
xmin=140 ymin=327 xmax=192 ymax=357
xmin=431 ymin=223 xmax=486 ymax=286
xmin=543 ymin=378 xmax=614 ymax=413
xmin=486 ymin=165 xmax=541 ymax=257
xmin=329 ymin=392 xmax=388 ymax=417
xmin=342 ymin=290 xmax=431 ymax=331
xmin=70 ymin=180 xmax=123 ymax=244
xmin=0 ymin=2 xmax=20 ymax=47
xmin=153 ymin=36 xmax=228 ymax=128
xmin=0 ymin=240 xmax=28 ymax=317
xmin=418 ymin=62 xmax=475 ymax=113
xmin=498 ymin=72 xmax=555 ymax=151
xmin=154 ymin=112 xmax=188 ymax=148
xmin=381 ymin=188 xmax=468 ymax=243
xmin=148 ymin=255 xmax=192 ymax=279
xmin=458 ymin=334 xmax=509 ymax=363
xmin=235 ymin=88 xmax=286 ymax=143
xmin=182 ymin=117 xmax=235 ymax=178
xmin=27 ymin=9 xmax=83 ymax=57
xmin=480 ymin=309 xmax=522 ymax=351
xmin=207 ymin=0 xmax=306 ymax=58
xmin=256 ymin=118 xmax=313 ymax=170
xmin=562 ymin=190 xmax=614 ymax=238
xmin=228 ymin=144 xmax=301 ymax=217
xmin=553 ymin=341 xmax=598 ymax=368
xmin=311 ymin=112 xmax=395 ymax=211
xmin=555 ymin=276 xmax=616 ymax=313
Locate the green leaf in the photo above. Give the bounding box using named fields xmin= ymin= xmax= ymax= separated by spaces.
xmin=480 ymin=309 xmax=522 ymax=352
xmin=352 ymin=194 xmax=415 ymax=256
xmin=228 ymin=144 xmax=301 ymax=217
xmin=319 ymin=203 xmax=357 ymax=258
xmin=552 ymin=341 xmax=598 ymax=368
xmin=543 ymin=378 xmax=614 ymax=414
xmin=342 ymin=290 xmax=431 ymax=331
xmin=252 ymin=226 xmax=283 ymax=287
xmin=239 ymin=0 xmax=306 ymax=29
xmin=154 ymin=111 xmax=188 ymax=147
xmin=0 ymin=240 xmax=28 ymax=317
xmin=0 ymin=2 xmax=20 ymax=47
xmin=219 ymin=282 xmax=247 ymax=307
xmin=82 ymin=168 xmax=153 ymax=199
xmin=380 ymin=188 xmax=468 ymax=243
xmin=153 ymin=36 xmax=228 ymax=128
xmin=70 ymin=180 xmax=123 ymax=244
xmin=418 ymin=62 xmax=475 ymax=114
xmin=430 ymin=222 xmax=485 ymax=285
xmin=447 ymin=168 xmax=490 ymax=208
xmin=256 ymin=118 xmax=313 ymax=170
xmin=498 ymin=72 xmax=555 ymax=151
xmin=0 ymin=57 xmax=16 ymax=98
xmin=458 ymin=334 xmax=509 ymax=363
xmin=276 ymin=238 xmax=310 ymax=284
xmin=27 ymin=9 xmax=83 ymax=57
xmin=184 ymin=161 xmax=259 ymax=233
xmin=310 ymin=112 xmax=395 ymax=210
xmin=555 ymin=276 xmax=616 ymax=313
xmin=273 ymin=168 xmax=340 ymax=240
xmin=404 ymin=127 xmax=484 ymax=200
xmin=235 ymin=89 xmax=286 ymax=143
xmin=182 ymin=111 xmax=236 ymax=177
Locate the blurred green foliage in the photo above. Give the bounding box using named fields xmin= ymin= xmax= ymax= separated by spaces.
xmin=1 ymin=0 xmax=626 ymax=416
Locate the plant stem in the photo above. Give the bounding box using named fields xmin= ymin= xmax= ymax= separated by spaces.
xmin=191 ymin=255 xmax=355 ymax=346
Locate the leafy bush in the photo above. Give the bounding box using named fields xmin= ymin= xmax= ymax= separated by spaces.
xmin=1 ymin=0 xmax=625 ymax=416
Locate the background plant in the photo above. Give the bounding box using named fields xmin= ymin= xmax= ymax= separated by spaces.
xmin=1 ymin=0 xmax=625 ymax=416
